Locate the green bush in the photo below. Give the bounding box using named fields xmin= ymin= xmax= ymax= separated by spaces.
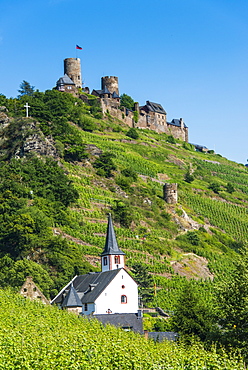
xmin=93 ymin=152 xmax=116 ymax=178
xmin=126 ymin=128 xmax=139 ymax=140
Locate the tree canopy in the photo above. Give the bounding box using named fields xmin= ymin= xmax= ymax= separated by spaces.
xmin=18 ymin=80 xmax=35 ymax=97
xmin=120 ymin=93 xmax=135 ymax=110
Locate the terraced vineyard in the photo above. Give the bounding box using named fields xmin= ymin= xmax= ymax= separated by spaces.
xmin=0 ymin=289 xmax=244 ymax=369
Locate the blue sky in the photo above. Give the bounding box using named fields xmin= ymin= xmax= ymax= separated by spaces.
xmin=1 ymin=0 xmax=248 ymax=164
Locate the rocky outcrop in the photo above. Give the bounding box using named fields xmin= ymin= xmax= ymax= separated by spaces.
xmin=17 ymin=132 xmax=58 ymax=158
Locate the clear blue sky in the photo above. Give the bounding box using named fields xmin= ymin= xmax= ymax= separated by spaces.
xmin=1 ymin=0 xmax=248 ymax=164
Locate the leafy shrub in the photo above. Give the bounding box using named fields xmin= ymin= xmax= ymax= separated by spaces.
xmin=112 ymin=200 xmax=133 ymax=227
xmin=126 ymin=127 xmax=139 ymax=140
xmin=121 ymin=167 xmax=138 ymax=181
xmin=115 ymin=175 xmax=132 ymax=191
xmin=167 ymin=135 xmax=176 ymax=144
xmin=226 ymin=182 xmax=235 ymax=193
xmin=93 ymin=152 xmax=116 ymax=178
xmin=209 ymin=182 xmax=221 ymax=194
xmin=183 ymin=142 xmax=195 ymax=151
xmin=184 ymin=171 xmax=194 ymax=183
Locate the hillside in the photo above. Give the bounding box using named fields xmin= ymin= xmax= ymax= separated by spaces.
xmin=0 ymin=288 xmax=243 ymax=369
xmin=0 ymin=91 xmax=247 ymax=312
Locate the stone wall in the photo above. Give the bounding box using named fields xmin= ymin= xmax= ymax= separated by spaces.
xmin=19 ymin=276 xmax=50 ymax=304
xmin=101 ymin=99 xmax=188 ymax=142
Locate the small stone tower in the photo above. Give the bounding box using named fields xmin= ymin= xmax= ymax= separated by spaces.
xmin=64 ymin=58 xmax=82 ymax=88
xmin=163 ymin=183 xmax=178 ymax=204
xmin=101 ymin=76 xmax=119 ymax=95
xmin=101 ymin=214 xmax=125 ymax=272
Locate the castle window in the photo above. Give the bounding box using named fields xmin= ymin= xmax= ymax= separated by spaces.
xmin=23 ymin=288 xmax=27 ymax=292
xmin=114 ymin=255 xmax=120 ymax=264
xmin=103 ymin=257 xmax=108 ymax=266
xmin=121 ymin=295 xmax=127 ymax=304
xmin=33 ymin=287 xmax=37 ymax=292
xmin=84 ymin=303 xmax=88 ymax=311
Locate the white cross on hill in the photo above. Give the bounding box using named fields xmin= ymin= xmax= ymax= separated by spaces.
xmin=24 ymin=102 xmax=30 ymax=117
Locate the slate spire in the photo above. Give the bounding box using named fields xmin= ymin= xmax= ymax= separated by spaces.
xmin=101 ymin=214 xmax=125 ymax=256
xmin=61 ymin=283 xmax=83 ymax=308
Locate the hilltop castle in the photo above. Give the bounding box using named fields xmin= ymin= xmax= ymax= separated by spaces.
xmin=56 ymin=58 xmax=188 ymax=142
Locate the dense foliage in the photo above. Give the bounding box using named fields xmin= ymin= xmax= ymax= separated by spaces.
xmin=0 ymin=289 xmax=244 ymax=369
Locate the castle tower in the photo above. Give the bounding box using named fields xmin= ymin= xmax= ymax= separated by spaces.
xmin=64 ymin=58 xmax=82 ymax=88
xmin=101 ymin=214 xmax=125 ymax=272
xmin=101 ymin=76 xmax=119 ymax=95
xmin=163 ymin=183 xmax=178 ymax=204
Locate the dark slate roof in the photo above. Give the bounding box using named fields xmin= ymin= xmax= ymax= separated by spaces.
xmin=191 ymin=143 xmax=207 ymax=150
xmin=102 ymin=86 xmax=111 ymax=94
xmin=112 ymin=91 xmax=120 ymax=98
xmin=57 ymin=74 xmax=75 ymax=86
xmin=93 ymin=313 xmax=143 ymax=334
xmin=146 ymin=101 xmax=166 ymax=114
xmin=101 ymin=214 xmax=125 ymax=256
xmin=169 ymin=119 xmax=187 ymax=128
xmin=91 ymin=89 xmax=102 ymax=96
xmin=53 ymin=269 xmax=122 ymax=305
xmin=61 ymin=284 xmax=83 ymax=308
xmin=148 ymin=332 xmax=178 ymax=342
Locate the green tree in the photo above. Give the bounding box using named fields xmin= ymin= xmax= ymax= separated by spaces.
xmin=120 ymin=93 xmax=135 ymax=110
xmin=215 ymin=247 xmax=248 ymax=359
xmin=18 ymin=80 xmax=35 ymax=97
xmin=131 ymin=263 xmax=154 ymax=305
xmin=171 ymin=282 xmax=215 ymax=341
xmin=184 ymin=171 xmax=194 ymax=183
xmin=112 ymin=200 xmax=133 ymax=228
xmin=93 ymin=152 xmax=116 ymax=178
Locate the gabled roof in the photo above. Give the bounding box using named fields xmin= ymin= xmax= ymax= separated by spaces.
xmin=61 ymin=284 xmax=83 ymax=308
xmin=146 ymin=101 xmax=166 ymax=114
xmin=57 ymin=74 xmax=75 ymax=86
xmin=169 ymin=119 xmax=187 ymax=128
xmin=53 ymin=269 xmax=123 ymax=305
xmin=101 ymin=214 xmax=125 ymax=256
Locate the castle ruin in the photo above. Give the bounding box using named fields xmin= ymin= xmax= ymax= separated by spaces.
xmin=56 ymin=58 xmax=188 ymax=142
xmin=163 ymin=183 xmax=178 ymax=204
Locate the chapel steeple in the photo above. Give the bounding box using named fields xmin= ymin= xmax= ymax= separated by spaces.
xmin=101 ymin=214 xmax=125 ymax=272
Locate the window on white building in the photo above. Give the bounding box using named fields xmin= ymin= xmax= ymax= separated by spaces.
xmin=121 ymin=295 xmax=127 ymax=304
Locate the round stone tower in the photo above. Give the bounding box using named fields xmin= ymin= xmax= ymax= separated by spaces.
xmin=163 ymin=183 xmax=178 ymax=204
xmin=64 ymin=58 xmax=82 ymax=88
xmin=101 ymin=76 xmax=119 ymax=95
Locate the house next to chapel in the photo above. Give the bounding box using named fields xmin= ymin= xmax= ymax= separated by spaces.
xmin=51 ymin=214 xmax=143 ymax=333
